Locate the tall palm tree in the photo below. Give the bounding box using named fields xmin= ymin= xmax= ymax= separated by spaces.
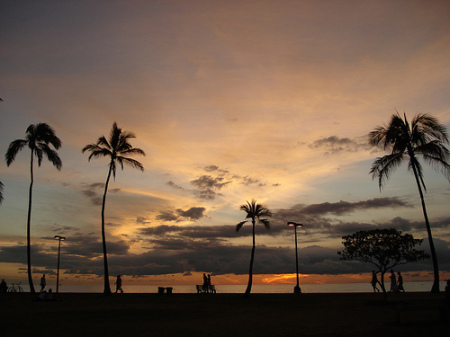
xmin=5 ymin=123 xmax=62 ymax=293
xmin=236 ymin=200 xmax=272 ymax=297
xmin=82 ymin=122 xmax=145 ymax=295
xmin=369 ymin=112 xmax=450 ymax=293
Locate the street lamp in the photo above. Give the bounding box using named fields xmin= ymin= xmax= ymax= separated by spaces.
xmin=287 ymin=222 xmax=303 ymax=294
xmin=54 ymin=235 xmax=66 ymax=294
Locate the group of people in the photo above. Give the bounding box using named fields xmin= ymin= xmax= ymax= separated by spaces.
xmin=370 ymin=270 xmax=404 ymax=293
xmin=202 ymin=273 xmax=213 ymax=293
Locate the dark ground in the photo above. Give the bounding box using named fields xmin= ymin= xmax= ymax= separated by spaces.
xmin=2 ymin=292 xmax=448 ymax=337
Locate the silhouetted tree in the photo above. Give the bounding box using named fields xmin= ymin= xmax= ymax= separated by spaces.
xmin=82 ymin=122 xmax=145 ymax=295
xmin=236 ymin=200 xmax=272 ymax=297
xmin=5 ymin=123 xmax=62 ymax=293
xmin=369 ymin=112 xmax=449 ymax=293
xmin=0 ymin=181 xmax=3 ymax=204
xmin=338 ymin=229 xmax=427 ymax=297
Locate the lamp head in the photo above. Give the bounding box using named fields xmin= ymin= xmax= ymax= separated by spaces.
xmin=54 ymin=235 xmax=66 ymax=241
xmin=287 ymin=222 xmax=303 ymax=228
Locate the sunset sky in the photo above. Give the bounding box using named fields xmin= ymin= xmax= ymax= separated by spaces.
xmin=1 ymin=0 xmax=449 ymax=289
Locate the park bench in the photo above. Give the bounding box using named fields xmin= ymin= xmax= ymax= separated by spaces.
xmin=392 ymin=298 xmax=448 ymax=323
xmin=196 ymin=285 xmax=216 ymax=294
xmin=158 ymin=287 xmax=173 ymax=294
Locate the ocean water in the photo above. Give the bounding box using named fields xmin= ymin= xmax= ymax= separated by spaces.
xmin=54 ymin=281 xmax=446 ymax=294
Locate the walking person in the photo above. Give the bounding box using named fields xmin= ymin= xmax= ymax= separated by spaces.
xmin=389 ymin=270 xmax=397 ymax=292
xmin=40 ymin=274 xmax=46 ymax=292
xmin=370 ymin=271 xmax=379 ymax=292
xmin=397 ymin=272 xmax=405 ymax=292
xmin=115 ymin=275 xmax=123 ymax=293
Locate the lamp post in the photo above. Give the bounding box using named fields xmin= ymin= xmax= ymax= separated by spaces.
xmin=54 ymin=235 xmax=66 ymax=294
xmin=287 ymin=222 xmax=303 ymax=294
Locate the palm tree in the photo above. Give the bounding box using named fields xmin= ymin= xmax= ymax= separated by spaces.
xmin=236 ymin=200 xmax=272 ymax=297
xmin=369 ymin=112 xmax=450 ymax=293
xmin=82 ymin=122 xmax=145 ymax=295
xmin=5 ymin=123 xmax=62 ymax=293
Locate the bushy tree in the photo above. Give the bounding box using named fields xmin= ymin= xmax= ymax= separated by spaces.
xmin=338 ymin=228 xmax=427 ymax=296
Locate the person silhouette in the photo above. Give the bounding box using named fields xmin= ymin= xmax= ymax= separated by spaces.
xmin=370 ymin=271 xmax=380 ymax=292
xmin=40 ymin=274 xmax=46 ymax=292
xmin=202 ymin=273 xmax=208 ymax=293
xmin=115 ymin=275 xmax=123 ymax=293
xmin=0 ymin=279 xmax=7 ymax=292
xmin=397 ymin=272 xmax=404 ymax=292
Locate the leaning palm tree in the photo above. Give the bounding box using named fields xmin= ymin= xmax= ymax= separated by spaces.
xmin=5 ymin=123 xmax=62 ymax=293
xmin=82 ymin=122 xmax=145 ymax=295
xmin=369 ymin=112 xmax=450 ymax=293
xmin=236 ymin=200 xmax=272 ymax=297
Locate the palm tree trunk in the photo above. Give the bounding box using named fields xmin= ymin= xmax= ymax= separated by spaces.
xmin=27 ymin=151 xmax=35 ymax=293
xmin=411 ymin=165 xmax=440 ymax=293
xmin=244 ymin=220 xmax=256 ymax=297
xmin=101 ymin=165 xmax=113 ymax=295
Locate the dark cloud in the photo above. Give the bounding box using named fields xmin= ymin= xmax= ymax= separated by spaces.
xmin=80 ymin=182 xmax=121 ymax=206
xmin=156 ymin=211 xmax=179 ymax=222
xmin=297 ymin=197 xmax=411 ymax=216
xmin=241 ymin=176 xmax=266 ymax=187
xmin=1 ymin=228 xmax=448 ymax=277
xmin=166 ymin=181 xmax=185 ymax=191
xmin=136 ymin=216 xmax=151 ymax=225
xmin=203 ymin=165 xmax=229 ymax=175
xmin=155 ymin=207 xmax=207 ymax=222
xmin=176 ymin=207 xmax=206 ymax=220
xmin=49 ymin=224 xmax=79 ymax=234
xmin=309 ymin=135 xmax=371 ymax=154
xmin=191 ymin=175 xmax=231 ymax=190
xmin=168 ymin=165 xmax=279 ymax=200
xmin=189 ymin=175 xmax=230 ymax=200
xmin=138 ymin=225 xmax=240 ymax=239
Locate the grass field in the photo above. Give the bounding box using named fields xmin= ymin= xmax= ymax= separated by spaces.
xmin=2 ymin=292 xmax=448 ymax=337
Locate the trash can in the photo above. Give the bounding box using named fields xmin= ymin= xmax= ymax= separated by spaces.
xmin=166 ymin=287 xmax=173 ymax=294
xmin=158 ymin=287 xmax=165 ymax=295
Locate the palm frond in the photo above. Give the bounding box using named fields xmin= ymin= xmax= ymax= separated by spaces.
xmin=370 ymin=153 xmax=404 ymax=189
xmin=5 ymin=139 xmax=27 ymax=166
xmin=259 ymin=218 xmax=271 ymax=230
xmin=41 ymin=146 xmax=62 ymax=170
xmin=421 ymin=153 xmax=450 ymax=180
xmin=120 ymin=157 xmax=144 ymax=171
xmin=34 ymin=147 xmax=44 ymax=166
xmin=368 ymin=125 xmax=388 ymax=147
xmin=412 ymin=114 xmax=449 ymax=144
xmin=97 ymin=136 xmax=111 ymax=149
xmin=120 ymin=147 xmax=146 ymax=157
xmin=236 ymin=221 xmax=247 ymax=232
